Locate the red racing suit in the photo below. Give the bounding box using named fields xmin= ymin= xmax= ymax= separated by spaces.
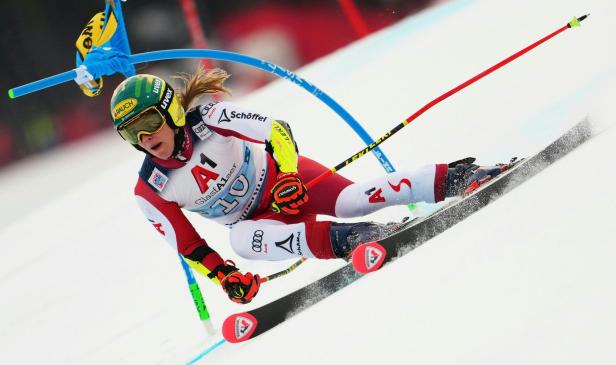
xmin=134 ymin=101 xmax=448 ymax=282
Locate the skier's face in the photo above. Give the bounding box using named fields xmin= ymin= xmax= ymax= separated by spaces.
xmin=138 ymin=123 xmax=175 ymax=159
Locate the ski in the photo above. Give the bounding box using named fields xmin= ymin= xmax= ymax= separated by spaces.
xmin=222 ymin=118 xmax=593 ymax=343
xmin=351 ymin=119 xmax=592 ymax=274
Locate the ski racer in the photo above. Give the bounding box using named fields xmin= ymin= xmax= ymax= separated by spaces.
xmin=110 ymin=68 xmax=511 ymax=304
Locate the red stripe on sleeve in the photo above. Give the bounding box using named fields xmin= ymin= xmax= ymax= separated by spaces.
xmin=206 ymin=124 xmax=264 ymax=144
xmin=134 ymin=178 xmax=224 ymax=271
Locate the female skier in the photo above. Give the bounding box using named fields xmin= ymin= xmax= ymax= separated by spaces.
xmin=110 ymin=67 xmax=509 ymax=304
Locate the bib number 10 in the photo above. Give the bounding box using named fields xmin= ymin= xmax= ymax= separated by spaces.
xmin=212 ymin=175 xmax=249 ymax=214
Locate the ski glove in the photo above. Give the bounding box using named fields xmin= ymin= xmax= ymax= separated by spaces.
xmin=213 ymin=260 xmax=261 ymax=304
xmin=271 ymin=172 xmax=309 ymax=215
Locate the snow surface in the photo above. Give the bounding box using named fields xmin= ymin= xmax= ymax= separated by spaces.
xmin=1 ymin=0 xmax=616 ymax=364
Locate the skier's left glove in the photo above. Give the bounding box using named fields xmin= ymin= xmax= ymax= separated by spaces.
xmin=211 ymin=260 xmax=261 ymax=304
xmin=271 ymin=172 xmax=309 ymax=215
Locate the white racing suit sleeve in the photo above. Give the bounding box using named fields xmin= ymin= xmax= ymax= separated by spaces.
xmin=198 ymin=101 xmax=274 ymax=143
xmin=198 ymin=102 xmax=299 ymax=172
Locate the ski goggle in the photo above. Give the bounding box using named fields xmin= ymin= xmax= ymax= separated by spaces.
xmin=117 ymin=108 xmax=166 ymax=144
xmin=115 ymin=82 xmax=186 ymax=144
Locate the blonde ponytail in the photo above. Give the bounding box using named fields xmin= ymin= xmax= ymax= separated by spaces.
xmin=175 ymin=66 xmax=231 ymax=110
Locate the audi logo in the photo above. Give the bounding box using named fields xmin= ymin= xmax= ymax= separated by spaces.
xmin=251 ymin=230 xmax=264 ymax=252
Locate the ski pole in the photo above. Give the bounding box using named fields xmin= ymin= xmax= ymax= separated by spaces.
xmin=259 ymin=258 xmax=308 ymax=284
xmin=178 ymin=254 xmax=216 ymax=335
xmin=304 ymin=14 xmax=589 ymax=190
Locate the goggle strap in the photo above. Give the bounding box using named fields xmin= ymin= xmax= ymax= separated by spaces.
xmin=159 ymin=83 xmax=177 ymax=128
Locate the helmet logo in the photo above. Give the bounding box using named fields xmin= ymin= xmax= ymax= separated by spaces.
xmin=153 ymin=78 xmax=162 ymax=94
xmin=112 ymin=98 xmax=138 ymax=119
xmin=160 ymin=89 xmax=173 ymax=110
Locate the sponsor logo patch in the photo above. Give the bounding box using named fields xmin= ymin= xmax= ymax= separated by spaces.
xmin=200 ymin=102 xmax=217 ymax=118
xmin=368 ymin=188 xmax=386 ymax=203
xmin=217 ymin=109 xmax=231 ymax=123
xmin=275 ymin=234 xmax=295 ymax=254
xmin=147 ymin=218 xmax=165 ymax=236
xmin=112 ymin=98 xmax=137 ymax=119
xmin=230 ymin=110 xmax=267 ymax=122
xmin=365 ymin=245 xmax=384 ymax=270
xmin=275 ymin=233 xmax=303 ymax=256
xmin=235 ymin=315 xmax=255 ymax=340
xmin=388 ymin=178 xmax=412 ymax=192
xmin=279 ymin=185 xmax=297 ymax=197
xmin=160 ymin=88 xmax=173 ymax=110
xmin=192 ymin=121 xmax=213 ymax=141
xmin=251 ymin=230 xmax=267 ymax=253
xmin=200 ymin=153 xmax=217 ymax=168
xmin=148 ymin=167 xmax=169 ymax=192
xmin=152 ymin=78 xmax=162 ymax=94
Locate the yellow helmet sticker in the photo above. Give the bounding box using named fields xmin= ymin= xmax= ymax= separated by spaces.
xmin=112 ymin=98 xmax=138 ymax=120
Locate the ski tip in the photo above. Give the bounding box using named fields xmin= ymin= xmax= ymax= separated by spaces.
xmin=8 ymin=89 xmax=15 ymax=99
xmin=222 ymin=312 xmax=258 ymax=343
xmin=351 ymin=241 xmax=386 ymax=274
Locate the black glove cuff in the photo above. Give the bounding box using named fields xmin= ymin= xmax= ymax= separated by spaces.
xmin=207 ymin=262 xmax=239 ymax=279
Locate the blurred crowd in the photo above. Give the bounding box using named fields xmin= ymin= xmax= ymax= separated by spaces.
xmin=0 ymin=0 xmax=435 ymax=169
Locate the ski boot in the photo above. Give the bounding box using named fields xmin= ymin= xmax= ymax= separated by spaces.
xmin=445 ymin=157 xmax=519 ymax=197
xmin=330 ymin=218 xmax=412 ymax=259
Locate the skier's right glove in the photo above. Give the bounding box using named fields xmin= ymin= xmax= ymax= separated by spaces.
xmin=211 ymin=260 xmax=261 ymax=304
